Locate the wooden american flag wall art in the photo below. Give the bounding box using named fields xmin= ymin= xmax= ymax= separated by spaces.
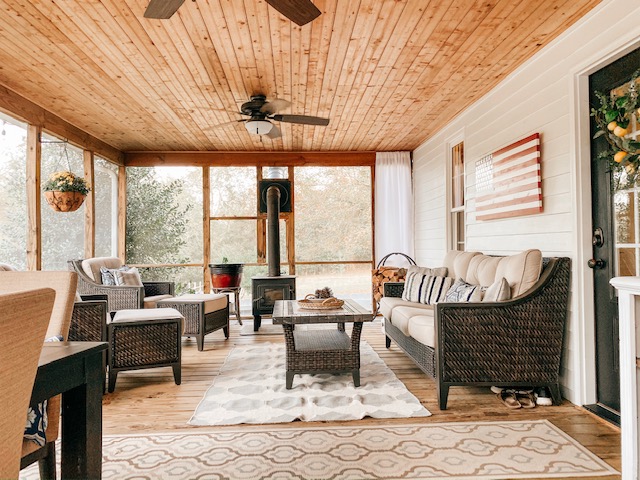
xmin=475 ymin=133 xmax=542 ymax=221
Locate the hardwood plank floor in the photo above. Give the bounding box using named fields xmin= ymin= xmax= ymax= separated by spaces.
xmin=102 ymin=319 xmax=621 ymax=479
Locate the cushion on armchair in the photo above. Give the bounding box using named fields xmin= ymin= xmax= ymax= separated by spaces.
xmin=82 ymin=257 xmax=123 ymax=283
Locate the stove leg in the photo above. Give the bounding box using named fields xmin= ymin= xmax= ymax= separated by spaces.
xmin=253 ymin=315 xmax=261 ymax=331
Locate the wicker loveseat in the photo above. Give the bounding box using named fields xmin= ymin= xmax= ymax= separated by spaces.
xmin=381 ymin=250 xmax=570 ymax=410
xmin=69 ymin=257 xmax=174 ymax=312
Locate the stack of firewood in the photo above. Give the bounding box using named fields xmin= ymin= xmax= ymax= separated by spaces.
xmin=372 ymin=266 xmax=408 ymax=306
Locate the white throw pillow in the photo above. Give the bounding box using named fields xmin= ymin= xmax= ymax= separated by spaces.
xmin=402 ymin=274 xmax=453 ymax=305
xmin=405 ymin=265 xmax=448 ymax=278
xmin=443 ymin=278 xmax=483 ymax=303
xmin=114 ymin=267 xmax=143 ymax=286
xmin=482 ymin=277 xmax=511 ymax=302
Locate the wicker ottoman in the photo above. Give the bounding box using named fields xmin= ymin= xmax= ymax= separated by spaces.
xmin=107 ymin=308 xmax=183 ymax=392
xmin=157 ymin=294 xmax=229 ymax=351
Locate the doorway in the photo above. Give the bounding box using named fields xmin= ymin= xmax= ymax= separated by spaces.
xmin=587 ymin=47 xmax=640 ymax=425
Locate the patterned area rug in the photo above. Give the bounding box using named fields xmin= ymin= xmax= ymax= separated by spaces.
xmin=189 ymin=342 xmax=431 ymax=425
xmin=20 ymin=420 xmax=617 ymax=479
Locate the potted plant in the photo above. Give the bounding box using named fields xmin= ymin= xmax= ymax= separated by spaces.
xmin=209 ymin=257 xmax=243 ymax=288
xmin=43 ymin=170 xmax=90 ymax=212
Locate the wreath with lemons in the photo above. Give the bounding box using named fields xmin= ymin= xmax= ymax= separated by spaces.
xmin=591 ymin=69 xmax=640 ymax=184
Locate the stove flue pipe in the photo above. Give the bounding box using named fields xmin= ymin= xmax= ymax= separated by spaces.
xmin=266 ymin=185 xmax=281 ymax=277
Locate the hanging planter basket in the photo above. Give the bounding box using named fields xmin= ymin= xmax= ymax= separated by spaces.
xmin=42 ymin=169 xmax=90 ymax=213
xmin=44 ymin=190 xmax=87 ymax=212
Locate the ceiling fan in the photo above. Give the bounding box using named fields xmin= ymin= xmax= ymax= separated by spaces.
xmin=144 ymin=0 xmax=321 ymax=26
xmin=217 ymin=94 xmax=329 ymax=138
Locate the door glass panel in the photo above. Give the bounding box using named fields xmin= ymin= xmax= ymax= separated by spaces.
xmin=613 ymin=101 xmax=640 ymax=277
xmin=614 ymin=191 xmax=634 ymax=244
xmin=617 ymin=248 xmax=636 ymax=277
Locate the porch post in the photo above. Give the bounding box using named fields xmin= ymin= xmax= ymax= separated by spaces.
xmin=26 ymin=124 xmax=41 ymax=271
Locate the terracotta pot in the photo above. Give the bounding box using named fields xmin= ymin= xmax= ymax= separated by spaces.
xmin=44 ymin=191 xmax=86 ymax=212
xmin=209 ymin=263 xmax=243 ymax=288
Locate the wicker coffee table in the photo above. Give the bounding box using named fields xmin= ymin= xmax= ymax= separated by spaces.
xmin=272 ymin=299 xmax=374 ymax=389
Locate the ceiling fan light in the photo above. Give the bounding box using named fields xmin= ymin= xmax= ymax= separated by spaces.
xmin=245 ymin=119 xmax=273 ymax=135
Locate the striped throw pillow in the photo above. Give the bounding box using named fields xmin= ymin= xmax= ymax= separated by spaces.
xmin=402 ymin=274 xmax=453 ymax=305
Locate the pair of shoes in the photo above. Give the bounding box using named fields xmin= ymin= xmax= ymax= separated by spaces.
xmin=497 ymin=389 xmax=537 ymax=409
xmin=534 ymin=387 xmax=553 ymax=406
xmin=498 ymin=390 xmax=521 ymax=409
xmin=515 ymin=390 xmax=536 ymax=409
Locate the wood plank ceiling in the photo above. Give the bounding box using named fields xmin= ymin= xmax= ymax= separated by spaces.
xmin=0 ymin=0 xmax=600 ymax=153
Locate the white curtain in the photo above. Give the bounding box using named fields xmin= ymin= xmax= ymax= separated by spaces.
xmin=374 ymin=152 xmax=414 ymax=267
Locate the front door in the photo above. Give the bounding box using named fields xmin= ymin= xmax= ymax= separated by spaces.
xmin=588 ymin=47 xmax=640 ymax=424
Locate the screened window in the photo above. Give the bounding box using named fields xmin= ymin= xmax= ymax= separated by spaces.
xmin=41 ymin=135 xmax=84 ymax=270
xmin=94 ymin=157 xmax=118 ymax=257
xmin=0 ymin=114 xmax=27 ymax=269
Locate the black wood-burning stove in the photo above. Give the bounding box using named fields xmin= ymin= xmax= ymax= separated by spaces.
xmin=251 ymin=180 xmax=296 ymax=331
xmin=251 ymin=275 xmax=296 ymax=331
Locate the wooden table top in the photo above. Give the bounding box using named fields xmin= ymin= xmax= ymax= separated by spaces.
xmin=272 ymin=299 xmax=373 ymax=324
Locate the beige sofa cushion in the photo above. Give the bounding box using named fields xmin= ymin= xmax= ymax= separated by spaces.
xmin=407 ymin=314 xmax=436 ymax=348
xmin=496 ymin=249 xmax=542 ymax=297
xmin=380 ymin=297 xmax=431 ymax=320
xmin=391 ymin=305 xmax=434 ymax=336
xmin=82 ymin=257 xmax=122 ymax=283
xmin=463 ymin=249 xmax=542 ymax=297
xmin=465 ymin=255 xmax=503 ymax=287
xmin=443 ymin=251 xmax=482 ymax=279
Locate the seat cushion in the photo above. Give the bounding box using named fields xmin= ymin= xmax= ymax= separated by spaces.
xmin=144 ymin=294 xmax=174 ymax=309
xmin=379 ymin=297 xmax=429 ymax=319
xmin=112 ymin=308 xmax=184 ymax=323
xmin=407 ymin=314 xmax=436 ymax=348
xmin=161 ymin=293 xmax=228 ymax=314
xmin=391 ymin=305 xmax=434 ymax=336
xmin=82 ymin=257 xmax=122 ymax=283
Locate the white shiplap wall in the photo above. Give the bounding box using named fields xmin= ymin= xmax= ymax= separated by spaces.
xmin=412 ymin=0 xmax=640 ymax=404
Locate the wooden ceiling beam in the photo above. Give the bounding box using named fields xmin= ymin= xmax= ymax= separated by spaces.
xmin=124 ymin=151 xmax=375 ymax=167
xmin=0 ymin=83 xmax=124 ymax=165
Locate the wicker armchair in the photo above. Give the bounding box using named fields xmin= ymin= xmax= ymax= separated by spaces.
xmin=384 ymin=257 xmax=571 ymax=410
xmin=68 ymin=258 xmax=174 ymax=312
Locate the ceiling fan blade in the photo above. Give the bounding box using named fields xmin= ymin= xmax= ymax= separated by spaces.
xmin=265 ymin=0 xmax=321 ymax=26
xmin=271 ymin=114 xmax=329 ymax=126
xmin=260 ymin=98 xmax=292 ymax=114
xmin=204 ymin=119 xmax=245 ymax=131
xmin=144 ymin=0 xmax=185 ymax=19
xmin=266 ymin=124 xmax=282 ymax=139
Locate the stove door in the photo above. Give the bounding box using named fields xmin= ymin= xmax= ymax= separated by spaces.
xmin=253 ymin=279 xmax=295 ymax=314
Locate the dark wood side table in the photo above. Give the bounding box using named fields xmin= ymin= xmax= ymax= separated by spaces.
xmin=29 ymin=342 xmax=107 ymax=479
xmin=272 ymin=299 xmax=373 ymax=389
xmin=211 ymin=286 xmax=243 ymax=325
